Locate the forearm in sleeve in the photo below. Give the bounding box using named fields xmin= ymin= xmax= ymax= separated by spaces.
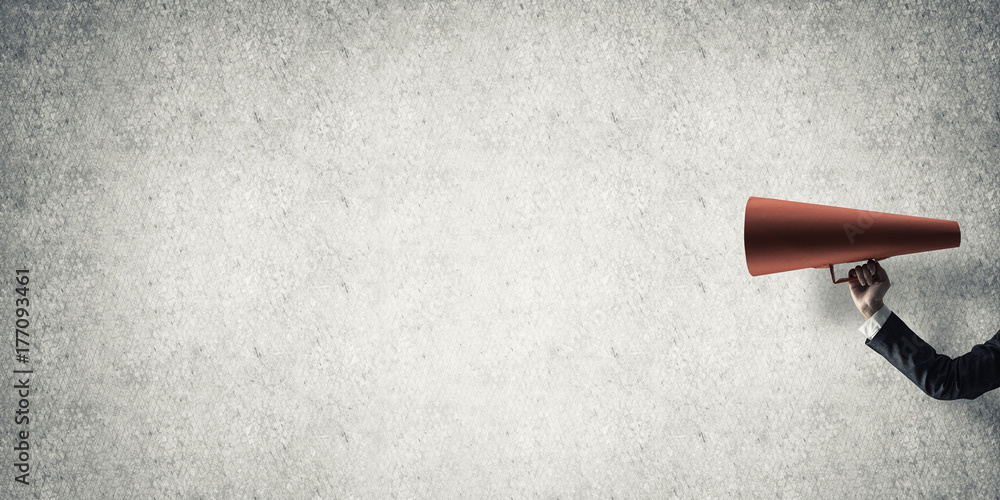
xmin=865 ymin=313 xmax=1000 ymax=400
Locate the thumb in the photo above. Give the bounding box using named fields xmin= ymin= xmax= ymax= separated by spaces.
xmin=847 ymin=268 xmax=863 ymax=291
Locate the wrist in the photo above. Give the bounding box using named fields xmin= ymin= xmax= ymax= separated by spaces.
xmin=861 ymin=300 xmax=884 ymax=320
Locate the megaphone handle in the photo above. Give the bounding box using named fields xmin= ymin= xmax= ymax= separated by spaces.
xmin=829 ymin=264 xmax=860 ymax=284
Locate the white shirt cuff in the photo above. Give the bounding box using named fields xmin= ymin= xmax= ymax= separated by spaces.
xmin=858 ymin=304 xmax=892 ymax=340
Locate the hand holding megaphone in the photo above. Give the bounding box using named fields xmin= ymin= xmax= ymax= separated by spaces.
xmin=847 ymin=259 xmax=891 ymax=320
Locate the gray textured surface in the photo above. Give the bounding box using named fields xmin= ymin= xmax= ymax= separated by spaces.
xmin=2 ymin=0 xmax=999 ymax=498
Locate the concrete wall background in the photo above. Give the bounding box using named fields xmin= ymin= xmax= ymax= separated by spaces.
xmin=2 ymin=0 xmax=999 ymax=497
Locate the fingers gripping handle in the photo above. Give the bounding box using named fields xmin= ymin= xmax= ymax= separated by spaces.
xmin=829 ymin=259 xmax=885 ymax=284
xmin=829 ymin=264 xmax=859 ymax=284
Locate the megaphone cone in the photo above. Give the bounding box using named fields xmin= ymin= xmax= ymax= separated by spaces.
xmin=745 ymin=197 xmax=960 ymax=283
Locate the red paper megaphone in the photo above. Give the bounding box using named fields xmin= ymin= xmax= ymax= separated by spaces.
xmin=745 ymin=197 xmax=961 ymax=283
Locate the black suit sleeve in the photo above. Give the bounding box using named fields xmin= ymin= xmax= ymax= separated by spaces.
xmin=865 ymin=312 xmax=1000 ymax=400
